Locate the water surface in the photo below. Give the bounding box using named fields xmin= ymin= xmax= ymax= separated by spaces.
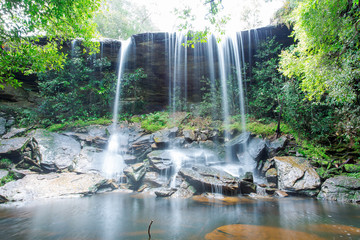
xmin=0 ymin=193 xmax=359 ymax=239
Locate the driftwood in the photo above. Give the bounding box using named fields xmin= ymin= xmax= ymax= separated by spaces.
xmin=148 ymin=220 xmax=154 ymax=239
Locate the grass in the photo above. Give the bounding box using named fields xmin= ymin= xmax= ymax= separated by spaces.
xmin=0 ymin=172 xmax=15 ymax=186
xmin=47 ymin=118 xmax=112 ymax=132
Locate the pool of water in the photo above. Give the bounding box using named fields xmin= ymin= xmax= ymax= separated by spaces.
xmin=0 ymin=192 xmax=359 ymax=239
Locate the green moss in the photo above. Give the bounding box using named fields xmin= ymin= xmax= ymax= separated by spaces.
xmin=344 ymin=164 xmax=360 ymax=173
xmin=0 ymin=158 xmax=12 ymax=169
xmin=47 ymin=118 xmax=112 ymax=132
xmin=0 ymin=172 xmax=15 ymax=186
xmin=140 ymin=112 xmax=170 ymax=132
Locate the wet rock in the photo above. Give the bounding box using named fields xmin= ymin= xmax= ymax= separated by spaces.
xmin=0 ymin=172 xmax=105 ymax=202
xmin=0 ymin=194 xmax=8 ymax=203
xmin=267 ymin=136 xmax=287 ymax=155
xmin=123 ymin=154 xmax=137 ymax=164
xmin=225 ymin=132 xmax=251 ymax=149
xmin=88 ymin=179 xmax=119 ymax=194
xmin=205 ymin=224 xmax=323 ymax=240
xmin=179 ymin=166 xmax=239 ymax=195
xmin=73 ymin=146 xmax=103 ymax=173
xmin=172 ymin=137 xmax=185 ymax=147
xmin=317 ymin=176 xmax=360 ymax=203
xmin=123 ymin=162 xmax=147 ymax=189
xmin=128 ymin=134 xmax=153 ymax=160
xmin=183 ymin=129 xmax=196 ymax=142
xmin=265 ymin=168 xmax=278 ymax=186
xmin=34 ymin=129 xmax=81 ymax=172
xmin=2 ymin=128 xmax=27 ymax=139
xmin=273 ymin=156 xmax=321 ymax=196
xmin=239 ymin=181 xmax=257 ymax=194
xmin=0 ymin=169 xmax=8 ymax=179
xmin=155 ymin=187 xmax=176 ymax=197
xmin=275 ymin=190 xmax=288 ymax=198
xmin=147 ymin=150 xmax=173 ymax=173
xmin=143 ymin=171 xmax=165 ymax=188
xmin=171 ymin=181 xmax=196 ymax=198
xmin=248 ymin=137 xmax=268 ymax=161
xmin=0 ymin=137 xmax=30 ymax=161
xmin=152 ymin=127 xmax=178 ymax=148
xmin=0 ymin=117 xmax=6 ymax=135
xmin=261 ymin=159 xmax=275 ymax=175
xmin=242 ymin=172 xmax=253 ymax=183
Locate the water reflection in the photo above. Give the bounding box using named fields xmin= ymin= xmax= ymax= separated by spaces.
xmin=0 ymin=193 xmax=359 ymax=239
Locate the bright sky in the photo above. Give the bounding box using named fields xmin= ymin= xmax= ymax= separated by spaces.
xmin=133 ymin=0 xmax=285 ymax=32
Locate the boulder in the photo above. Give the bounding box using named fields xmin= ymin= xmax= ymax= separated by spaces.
xmin=183 ymin=129 xmax=196 ymax=142
xmin=273 ymin=156 xmax=321 ymax=196
xmin=0 ymin=117 xmax=6 ymax=135
xmin=123 ymin=162 xmax=147 ymax=189
xmin=88 ymin=179 xmax=119 ymax=194
xmin=225 ymin=132 xmax=251 ymax=152
xmin=179 ymin=166 xmax=240 ymax=195
xmin=0 ymin=172 xmax=105 ymax=202
xmin=317 ymin=176 xmax=360 ymax=203
xmin=170 ymin=181 xmax=196 ymax=198
xmin=265 ymin=168 xmax=278 ymax=186
xmin=0 ymin=194 xmax=8 ymax=203
xmin=73 ymin=146 xmax=104 ymax=173
xmin=247 ymin=137 xmax=268 ymax=161
xmin=242 ymin=172 xmax=254 ymax=183
xmin=267 ymin=136 xmax=287 ymax=155
xmin=239 ymin=181 xmax=257 ymax=194
xmin=143 ymin=171 xmax=166 ymax=188
xmin=152 ymin=127 xmax=178 ymax=148
xmin=0 ymin=169 xmax=8 ymax=179
xmin=147 ymin=150 xmax=173 ymax=174
xmin=33 ymin=129 xmax=81 ymax=172
xmin=0 ymin=137 xmax=30 ymax=161
xmin=1 ymin=128 xmax=27 ymax=139
xmin=155 ymin=188 xmax=176 ymax=197
xmin=128 ymin=134 xmax=153 ymax=160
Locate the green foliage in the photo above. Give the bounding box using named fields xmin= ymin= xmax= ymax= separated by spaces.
xmin=247 ymin=36 xmax=284 ymax=119
xmin=47 ymin=118 xmax=112 ymax=132
xmin=0 ymin=0 xmax=101 ymax=89
xmin=94 ymin=0 xmax=157 ymax=40
xmin=139 ymin=112 xmax=170 ymax=132
xmin=121 ymin=68 xmax=148 ymax=113
xmin=175 ymin=0 xmax=229 ymax=47
xmin=196 ymin=73 xmax=240 ymax=120
xmin=282 ymin=80 xmax=337 ymax=143
xmin=0 ymin=172 xmax=15 ymax=186
xmin=37 ymin=50 xmax=116 ymax=124
xmin=0 ymin=158 xmax=13 ymax=169
xmin=279 ymin=0 xmax=360 ymax=104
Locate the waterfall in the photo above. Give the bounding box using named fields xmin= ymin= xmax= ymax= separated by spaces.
xmin=102 ymin=39 xmax=132 ymax=180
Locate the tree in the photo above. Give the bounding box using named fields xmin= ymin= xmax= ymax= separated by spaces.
xmin=175 ymin=0 xmax=229 ymax=47
xmin=0 ymin=0 xmax=102 ymax=89
xmin=94 ymin=0 xmax=157 ymax=40
xmin=279 ymin=0 xmax=360 ymax=104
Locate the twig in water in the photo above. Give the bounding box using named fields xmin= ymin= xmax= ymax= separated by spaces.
xmin=148 ymin=220 xmax=154 ymax=239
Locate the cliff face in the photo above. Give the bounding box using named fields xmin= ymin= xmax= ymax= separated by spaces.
xmin=0 ymin=25 xmax=293 ymax=111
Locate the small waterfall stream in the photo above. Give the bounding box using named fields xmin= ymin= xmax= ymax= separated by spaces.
xmin=102 ymin=39 xmax=132 ymax=180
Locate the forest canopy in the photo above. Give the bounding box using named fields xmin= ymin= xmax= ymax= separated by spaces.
xmin=0 ymin=0 xmax=102 ymax=89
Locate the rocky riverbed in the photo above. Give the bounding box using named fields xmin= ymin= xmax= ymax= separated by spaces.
xmin=0 ymin=115 xmax=359 ymax=204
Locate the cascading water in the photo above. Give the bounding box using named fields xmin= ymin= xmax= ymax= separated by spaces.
xmin=102 ymin=39 xmax=132 ymax=180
